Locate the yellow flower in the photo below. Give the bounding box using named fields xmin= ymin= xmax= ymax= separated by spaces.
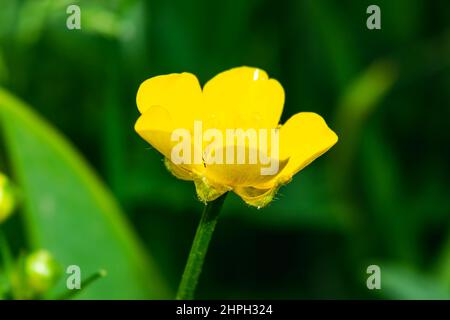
xmin=135 ymin=66 xmax=338 ymax=208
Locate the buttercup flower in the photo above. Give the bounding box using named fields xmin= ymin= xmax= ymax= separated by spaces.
xmin=135 ymin=66 xmax=338 ymax=208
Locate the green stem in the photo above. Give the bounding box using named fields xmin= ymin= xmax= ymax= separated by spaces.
xmin=56 ymin=269 xmax=107 ymax=300
xmin=176 ymin=193 xmax=227 ymax=300
xmin=0 ymin=227 xmax=13 ymax=299
xmin=0 ymin=227 xmax=12 ymax=270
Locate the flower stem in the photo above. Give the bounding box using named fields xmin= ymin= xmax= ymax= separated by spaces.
xmin=176 ymin=193 xmax=227 ymax=300
xmin=56 ymin=269 xmax=107 ymax=300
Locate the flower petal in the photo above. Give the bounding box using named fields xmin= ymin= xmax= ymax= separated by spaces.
xmin=135 ymin=105 xmax=175 ymax=158
xmin=136 ymin=72 xmax=203 ymax=129
xmin=234 ymin=185 xmax=280 ymax=208
xmin=164 ymin=158 xmax=193 ymax=181
xmin=203 ymin=66 xmax=284 ymax=129
xmin=202 ymin=144 xmax=289 ymax=188
xmin=135 ymin=105 xmax=205 ymax=176
xmin=276 ymin=112 xmax=338 ymax=184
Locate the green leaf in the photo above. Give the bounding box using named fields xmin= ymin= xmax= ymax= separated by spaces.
xmin=360 ymin=125 xmax=415 ymax=261
xmin=303 ymin=0 xmax=360 ymax=89
xmin=337 ymin=60 xmax=397 ymax=123
xmin=332 ymin=60 xmax=397 ymax=191
xmin=0 ymin=88 xmax=169 ymax=299
xmin=437 ymin=236 xmax=450 ymax=290
xmin=381 ymin=264 xmax=450 ymax=300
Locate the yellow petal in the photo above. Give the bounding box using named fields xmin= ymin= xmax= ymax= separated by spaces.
xmin=135 ymin=106 xmax=205 ymax=178
xmin=164 ymin=158 xmax=193 ymax=181
xmin=136 ymin=72 xmax=203 ymax=129
xmin=202 ymin=145 xmax=288 ymax=188
xmin=234 ymin=185 xmax=280 ymax=208
xmin=276 ymin=112 xmax=338 ymax=184
xmin=134 ymin=105 xmax=175 ymax=158
xmin=203 ymin=66 xmax=284 ymax=129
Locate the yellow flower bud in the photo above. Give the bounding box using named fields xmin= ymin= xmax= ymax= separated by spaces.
xmin=24 ymin=250 xmax=61 ymax=294
xmin=0 ymin=173 xmax=16 ymax=223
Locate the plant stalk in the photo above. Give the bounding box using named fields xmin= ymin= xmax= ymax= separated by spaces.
xmin=176 ymin=193 xmax=227 ymax=300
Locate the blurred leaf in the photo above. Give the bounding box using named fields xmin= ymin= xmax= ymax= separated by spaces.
xmin=382 ymin=264 xmax=450 ymax=299
xmin=0 ymin=88 xmax=169 ymax=299
xmin=82 ymin=6 xmax=124 ymax=39
xmin=15 ymin=0 xmax=53 ymax=46
xmin=0 ymin=0 xmax=19 ymax=41
xmin=437 ymin=235 xmax=450 ymax=290
xmin=303 ymin=0 xmax=360 ymax=89
xmin=361 ymin=126 xmax=416 ymax=261
xmin=333 ymin=60 xmax=397 ymax=189
xmin=0 ymin=50 xmax=8 ymax=84
xmin=338 ymin=61 xmax=397 ymax=121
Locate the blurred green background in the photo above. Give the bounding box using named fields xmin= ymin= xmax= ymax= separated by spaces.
xmin=0 ymin=0 xmax=449 ymax=299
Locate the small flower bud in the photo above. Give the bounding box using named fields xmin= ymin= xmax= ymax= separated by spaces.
xmin=0 ymin=173 xmax=16 ymax=223
xmin=24 ymin=250 xmax=61 ymax=294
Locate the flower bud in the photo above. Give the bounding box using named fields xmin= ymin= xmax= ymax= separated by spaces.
xmin=24 ymin=250 xmax=61 ymax=294
xmin=0 ymin=173 xmax=16 ymax=223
